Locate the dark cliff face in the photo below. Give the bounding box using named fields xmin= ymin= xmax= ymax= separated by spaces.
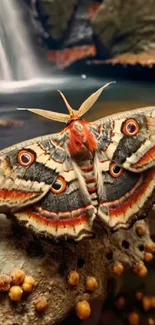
xmin=31 ymin=0 xmax=155 ymax=52
xmin=29 ymin=0 xmax=97 ymax=68
xmin=28 ymin=0 xmax=155 ymax=70
xmin=93 ymin=0 xmax=155 ymax=54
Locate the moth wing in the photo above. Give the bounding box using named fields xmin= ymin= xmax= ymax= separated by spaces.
xmin=0 ymin=133 xmax=60 ymax=211
xmin=94 ymin=156 xmax=155 ymax=230
xmin=0 ymin=133 xmax=95 ymax=241
xmin=92 ymin=106 xmax=155 ymax=172
xmin=92 ymin=106 xmax=155 ymax=229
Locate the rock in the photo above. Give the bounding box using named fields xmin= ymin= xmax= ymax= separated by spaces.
xmin=92 ymin=0 xmax=155 ymax=58
xmin=0 ymin=212 xmax=154 ymax=324
xmin=0 ymin=215 xmax=107 ymax=325
xmin=35 ymin=0 xmax=97 ymax=68
xmin=104 ymin=51 xmax=155 ymax=68
xmin=35 ymin=0 xmax=79 ymax=42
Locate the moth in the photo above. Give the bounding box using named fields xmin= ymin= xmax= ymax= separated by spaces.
xmin=0 ymin=81 xmax=155 ymax=242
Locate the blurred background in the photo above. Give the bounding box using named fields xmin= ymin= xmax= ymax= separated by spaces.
xmin=1 ymin=1 xmax=155 ymax=324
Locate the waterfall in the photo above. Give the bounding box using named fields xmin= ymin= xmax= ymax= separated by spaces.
xmin=0 ymin=0 xmax=108 ymax=101
xmin=0 ymin=0 xmax=67 ymax=94
xmin=0 ymin=0 xmax=43 ymax=80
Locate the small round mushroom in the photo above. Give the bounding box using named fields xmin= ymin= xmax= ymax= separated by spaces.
xmin=115 ymin=296 xmax=126 ymax=309
xmin=9 ymin=285 xmax=23 ymax=302
xmin=24 ymin=275 xmax=35 ymax=286
xmin=85 ymin=276 xmax=98 ymax=292
xmin=134 ymin=263 xmax=148 ymax=277
xmin=128 ymin=312 xmax=140 ymax=325
xmin=0 ymin=274 xmax=11 ymax=292
xmin=148 ymin=318 xmax=155 ymax=325
xmin=22 ymin=275 xmax=35 ymax=293
xmin=113 ymin=263 xmax=124 ymax=276
xmin=151 ymin=296 xmax=155 ymax=308
xmin=136 ymin=291 xmax=143 ymax=301
xmin=144 ymin=252 xmax=153 ymax=263
xmin=75 ymin=300 xmax=91 ymax=320
xmin=34 ymin=296 xmax=48 ymax=313
xmin=145 ymin=243 xmax=155 ymax=254
xmin=22 ymin=282 xmax=34 ymax=293
xmin=11 ymin=269 xmax=25 ymax=285
xmin=142 ymin=296 xmax=152 ymax=311
xmin=136 ymin=225 xmax=146 ymax=236
xmin=68 ymin=271 xmax=80 ymax=286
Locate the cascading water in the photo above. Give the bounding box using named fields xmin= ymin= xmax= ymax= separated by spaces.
xmin=0 ymin=0 xmax=68 ymax=94
xmin=0 ymin=0 xmax=110 ymax=103
xmin=0 ymin=0 xmax=42 ymax=80
xmin=0 ymin=33 xmax=13 ymax=81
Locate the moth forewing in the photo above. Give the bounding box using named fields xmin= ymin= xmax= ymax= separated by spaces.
xmin=93 ymin=106 xmax=155 ymax=173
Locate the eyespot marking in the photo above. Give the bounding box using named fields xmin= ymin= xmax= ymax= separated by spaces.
xmin=51 ymin=176 xmax=67 ymax=194
xmin=17 ymin=150 xmax=36 ymax=167
xmin=109 ymin=162 xmax=123 ymax=178
xmin=122 ymin=118 xmax=139 ymax=136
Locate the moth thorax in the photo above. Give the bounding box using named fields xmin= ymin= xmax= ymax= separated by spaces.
xmin=67 ymin=120 xmax=97 ymax=159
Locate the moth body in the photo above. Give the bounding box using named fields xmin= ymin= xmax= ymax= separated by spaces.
xmin=62 ymin=119 xmax=97 ymax=159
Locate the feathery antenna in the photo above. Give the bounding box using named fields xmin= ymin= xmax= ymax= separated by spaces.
xmin=58 ymin=90 xmax=76 ymax=116
xmin=17 ymin=81 xmax=116 ymax=123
